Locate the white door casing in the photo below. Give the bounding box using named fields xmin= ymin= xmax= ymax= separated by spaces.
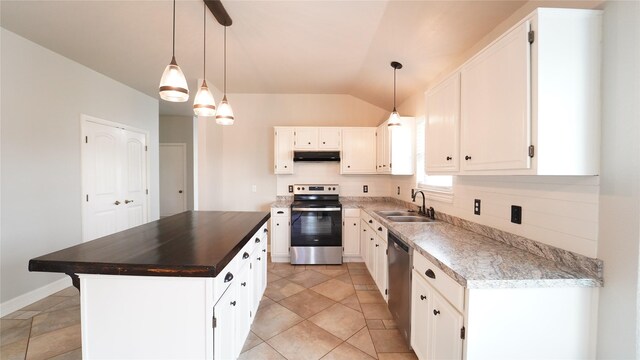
xmin=81 ymin=115 xmax=149 ymax=242
xmin=159 ymin=143 xmax=187 ymax=217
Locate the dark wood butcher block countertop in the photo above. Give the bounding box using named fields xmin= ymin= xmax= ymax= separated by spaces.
xmin=29 ymin=211 xmax=270 ymax=278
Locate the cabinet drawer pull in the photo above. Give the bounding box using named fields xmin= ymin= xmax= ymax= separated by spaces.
xmin=241 ymin=282 xmax=247 ymax=287
xmin=420 ymin=295 xmax=426 ymax=300
xmin=369 ymin=220 xmax=373 ymax=224
xmin=377 ymin=227 xmax=383 ymax=231
xmin=230 ymin=301 xmax=237 ymax=306
xmin=465 ymin=155 xmax=472 ymax=160
xmin=243 ymin=252 xmax=250 ymax=259
xmin=257 ymin=257 xmax=261 ymax=260
xmin=425 ymin=269 xmax=436 ymax=279
xmin=224 ymin=272 xmax=234 ymax=283
xmin=277 ymin=211 xmax=284 ymax=214
xmin=262 ymin=249 xmax=266 ymax=253
xmin=255 ymin=237 xmax=261 ymax=243
xmin=446 ymin=156 xmax=452 ymax=161
xmin=264 ymin=228 xmax=268 ymax=233
xmin=375 ymin=244 xmax=379 ymax=247
xmin=433 ymin=309 xmax=440 ymax=316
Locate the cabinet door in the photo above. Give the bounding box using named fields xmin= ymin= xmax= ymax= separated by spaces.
xmin=376 ymin=122 xmax=391 ymax=173
xmin=426 ymin=73 xmax=460 ymax=173
xmin=389 ymin=117 xmax=416 ymax=175
xmin=430 ymin=289 xmax=464 ymax=360
xmin=460 ymin=22 xmax=531 ymax=172
xmin=271 ymin=215 xmax=290 ymax=257
xmin=343 ymin=217 xmax=360 ymax=256
xmin=374 ymin=236 xmax=388 ymax=299
xmin=318 ymin=128 xmax=341 ymax=149
xmin=365 ymin=230 xmax=376 ymax=275
xmin=213 ymin=283 xmax=237 ymax=360
xmin=411 ymin=271 xmax=432 ymax=360
xmin=294 ymin=128 xmax=317 ymax=149
xmin=252 ymin=244 xmax=266 ymax=314
xmin=360 ymin=220 xmax=369 ymax=264
xmin=274 ymin=128 xmax=294 ymax=174
xmin=235 ymin=262 xmax=252 ymax=358
xmin=341 ymin=128 xmax=377 ymax=174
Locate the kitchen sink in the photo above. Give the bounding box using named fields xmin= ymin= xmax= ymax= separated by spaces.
xmin=375 ymin=210 xmax=436 ymax=223
xmin=386 ymin=215 xmax=435 ymax=223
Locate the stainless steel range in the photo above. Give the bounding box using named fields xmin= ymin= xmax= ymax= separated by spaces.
xmin=290 ymin=184 xmax=342 ymax=265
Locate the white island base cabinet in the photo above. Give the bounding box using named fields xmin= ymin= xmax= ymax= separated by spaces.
xmin=80 ymin=224 xmax=268 ymax=360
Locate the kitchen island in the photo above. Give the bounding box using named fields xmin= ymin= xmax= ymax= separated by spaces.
xmin=29 ymin=211 xmax=270 ymax=360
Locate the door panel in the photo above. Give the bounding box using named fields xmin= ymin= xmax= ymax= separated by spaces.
xmin=159 ymin=144 xmax=186 ymax=217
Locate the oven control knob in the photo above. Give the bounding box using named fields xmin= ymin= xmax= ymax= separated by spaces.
xmin=297 ymin=187 xmax=300 ymax=190
xmin=333 ymin=187 xmax=336 ymax=190
xmin=302 ymin=187 xmax=305 ymax=190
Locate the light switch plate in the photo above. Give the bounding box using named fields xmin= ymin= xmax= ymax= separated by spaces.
xmin=288 ymin=185 xmax=293 ymax=193
xmin=511 ymin=205 xmax=522 ymax=224
xmin=474 ymin=199 xmax=481 ymax=215
xmin=363 ymin=185 xmax=369 ymax=193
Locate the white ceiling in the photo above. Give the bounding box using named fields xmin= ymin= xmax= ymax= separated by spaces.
xmin=1 ymin=0 xmax=532 ymax=116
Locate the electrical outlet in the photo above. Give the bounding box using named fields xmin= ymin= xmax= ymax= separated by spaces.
xmin=474 ymin=199 xmax=481 ymax=215
xmin=363 ymin=185 xmax=369 ymax=193
xmin=397 ymin=186 xmax=400 ymax=195
xmin=511 ymin=205 xmax=522 ymax=224
xmin=288 ymin=185 xmax=294 ymax=193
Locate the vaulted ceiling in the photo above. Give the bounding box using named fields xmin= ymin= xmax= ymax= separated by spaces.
xmin=1 ymin=0 xmax=535 ymax=116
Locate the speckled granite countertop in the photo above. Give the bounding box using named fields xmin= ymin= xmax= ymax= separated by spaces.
xmin=347 ymin=199 xmax=602 ymax=289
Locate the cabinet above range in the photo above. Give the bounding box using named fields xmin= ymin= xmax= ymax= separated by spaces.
xmin=274 ymin=122 xmax=415 ymax=176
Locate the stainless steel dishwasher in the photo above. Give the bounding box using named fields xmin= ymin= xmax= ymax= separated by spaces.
xmin=387 ymin=232 xmax=412 ymax=347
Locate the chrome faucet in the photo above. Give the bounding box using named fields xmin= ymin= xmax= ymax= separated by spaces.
xmin=412 ymin=190 xmax=427 ymax=216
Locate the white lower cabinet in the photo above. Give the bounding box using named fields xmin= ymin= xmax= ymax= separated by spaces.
xmin=343 ymin=209 xmax=361 ymax=260
xmin=360 ymin=211 xmax=388 ymax=300
xmin=213 ymin=281 xmax=238 ymax=360
xmin=270 ymin=208 xmax=290 ymax=262
xmin=360 ymin=219 xmax=370 ymax=266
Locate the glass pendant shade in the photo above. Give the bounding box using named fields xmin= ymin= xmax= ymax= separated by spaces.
xmin=159 ymin=56 xmax=189 ymax=102
xmin=215 ymin=96 xmax=235 ymax=125
xmin=388 ymin=109 xmax=401 ymax=126
xmin=193 ymin=80 xmax=216 ymax=116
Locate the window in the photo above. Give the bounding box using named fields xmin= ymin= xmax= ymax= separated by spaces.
xmin=415 ymin=118 xmax=453 ymax=203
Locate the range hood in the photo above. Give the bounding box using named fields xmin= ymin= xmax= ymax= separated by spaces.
xmin=293 ymin=151 xmax=340 ymax=162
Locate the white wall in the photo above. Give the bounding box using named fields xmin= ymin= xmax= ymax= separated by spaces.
xmin=596 ymin=1 xmax=640 ymax=357
xmin=160 ymin=115 xmax=195 ymax=211
xmin=200 ymin=94 xmax=389 ymax=212
xmin=0 ymin=29 xmax=160 ymax=305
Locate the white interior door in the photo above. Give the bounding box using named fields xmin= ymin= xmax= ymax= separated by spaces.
xmin=159 ymin=143 xmax=187 ymax=217
xmin=82 ymin=117 xmax=148 ymax=242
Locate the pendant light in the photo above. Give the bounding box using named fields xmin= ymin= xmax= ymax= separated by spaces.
xmin=216 ymin=26 xmax=235 ymax=125
xmin=387 ymin=61 xmax=403 ymax=127
xmin=159 ymin=0 xmax=189 ymax=102
xmin=193 ymin=2 xmax=216 ymax=116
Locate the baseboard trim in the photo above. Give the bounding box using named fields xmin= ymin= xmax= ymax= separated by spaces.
xmin=0 ymin=277 xmax=72 ymax=317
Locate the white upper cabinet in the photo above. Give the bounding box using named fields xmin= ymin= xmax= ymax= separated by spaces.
xmin=293 ymin=127 xmax=341 ymax=150
xmin=459 ymin=8 xmax=602 ymax=175
xmin=425 ymin=73 xmax=460 ymax=174
xmin=377 ymin=117 xmax=415 ymax=175
xmin=294 ymin=128 xmax=318 ymax=149
xmin=341 ymin=127 xmax=377 ymax=174
xmin=318 ymin=128 xmax=341 ymax=149
xmin=274 ymin=127 xmax=294 ymax=174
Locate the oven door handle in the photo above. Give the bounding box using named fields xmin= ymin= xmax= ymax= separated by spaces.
xmin=291 ymin=207 xmax=342 ymax=212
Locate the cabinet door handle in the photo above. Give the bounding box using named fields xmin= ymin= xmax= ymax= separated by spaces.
xmin=446 ymin=156 xmax=452 ymax=161
xmin=224 ymin=272 xmax=234 ymax=283
xmin=264 ymin=228 xmax=268 ymax=233
xmin=255 ymin=237 xmax=261 ymax=243
xmin=308 ymin=142 xmax=311 ymax=144
xmin=375 ymin=244 xmax=379 ymax=247
xmin=465 ymin=155 xmax=472 ymax=160
xmin=114 ymin=201 xmax=121 ymax=205
xmin=353 ymin=223 xmax=357 ymax=226
xmin=243 ymin=252 xmax=250 ymax=259
xmin=284 ymin=165 xmax=288 ymax=168
xmin=433 ymin=309 xmax=440 ymax=316
xmin=241 ymin=282 xmax=247 ymax=287
xmin=348 ymin=165 xmax=351 ymax=168
xmin=425 ymin=269 xmax=436 ymax=279
xmin=420 ymin=295 xmax=426 ymax=300
xmin=257 ymin=257 xmax=261 ymax=260
xmin=124 ymin=199 xmax=134 ymax=204
xmin=230 ymin=301 xmax=237 ymax=306
xmin=323 ymin=141 xmax=326 ymax=144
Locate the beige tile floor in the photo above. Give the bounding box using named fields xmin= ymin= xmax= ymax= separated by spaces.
xmin=0 ymin=259 xmax=417 ymax=360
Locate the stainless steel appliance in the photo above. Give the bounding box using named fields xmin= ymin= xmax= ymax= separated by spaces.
xmin=290 ymin=184 xmax=342 ymax=265
xmin=388 ymin=231 xmax=412 ymax=347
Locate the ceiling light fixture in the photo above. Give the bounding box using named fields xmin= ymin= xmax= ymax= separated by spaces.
xmin=193 ymin=3 xmax=216 ymax=116
xmin=388 ymin=61 xmax=403 ymax=127
xmin=215 ymin=26 xmax=234 ymax=125
xmin=159 ymin=0 xmax=189 ymax=102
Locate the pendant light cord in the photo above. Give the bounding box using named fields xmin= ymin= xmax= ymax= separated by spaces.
xmin=223 ymin=26 xmax=227 ymax=95
xmin=203 ymin=2 xmax=206 ymax=78
xmin=172 ymin=0 xmax=176 ymax=57
xmin=393 ymin=66 xmax=397 ymax=110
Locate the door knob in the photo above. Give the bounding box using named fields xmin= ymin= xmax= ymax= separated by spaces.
xmin=124 ymin=200 xmax=134 ymax=204
xmin=178 ymin=190 xmax=183 ymax=193
xmin=114 ymin=201 xmax=121 ymax=205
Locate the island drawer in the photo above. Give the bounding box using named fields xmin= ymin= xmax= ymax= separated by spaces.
xmin=413 ymin=251 xmax=464 ymax=312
